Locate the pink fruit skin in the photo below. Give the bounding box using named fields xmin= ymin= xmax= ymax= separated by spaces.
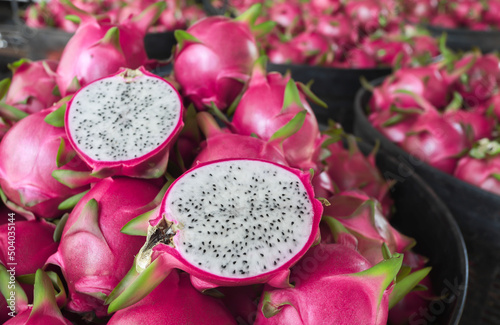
xmin=484 ymin=0 xmax=500 ymax=27
xmin=0 ymin=107 xmax=91 ymax=219
xmin=46 ymin=177 xmax=161 ymax=317
xmin=173 ymin=16 xmax=259 ymax=110
xmin=344 ymin=47 xmax=377 ymax=68
xmin=324 ymin=141 xmax=393 ymax=215
xmin=232 ymin=71 xmax=323 ymax=171
xmin=444 ymin=110 xmax=494 ymax=142
xmin=148 ymin=159 xmax=323 ymax=291
xmin=370 ymin=66 xmax=450 ymax=111
xmin=403 ymin=0 xmax=436 ymax=23
xmin=0 ymin=220 xmax=58 ymax=321
xmin=108 ymin=271 xmax=236 ymax=325
xmin=269 ymin=2 xmax=303 ymax=31
xmin=194 ymin=133 xmax=288 ymax=166
xmin=64 ymin=67 xmax=184 ymax=179
xmin=454 ymin=54 xmax=500 ymax=106
xmin=369 ymin=109 xmax=419 ymax=145
xmin=309 ymin=0 xmax=341 ymax=14
xmin=430 ymin=13 xmax=457 ymax=28
xmin=56 ymin=17 xmax=151 ymax=96
xmin=311 ymin=14 xmax=357 ymax=47
xmin=388 ymin=251 xmax=434 ymax=325
xmin=0 ymin=220 xmax=57 ymax=275
xmin=401 ymin=111 xmax=469 ymax=174
xmin=289 ymin=32 xmax=332 ymax=65
xmin=344 ymin=0 xmax=384 ymax=33
xmin=255 ymin=243 xmax=394 ymax=325
xmin=323 ymin=190 xmax=414 ymax=265
xmin=267 ymin=39 xmax=306 ymax=65
xmin=454 ymin=156 xmax=500 ymax=195
xmin=3 ymin=308 xmax=72 ymax=325
xmin=5 ymin=60 xmax=60 ymax=115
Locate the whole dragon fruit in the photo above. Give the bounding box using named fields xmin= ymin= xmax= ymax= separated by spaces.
xmin=64 ymin=67 xmax=184 ymax=179
xmin=173 ymin=5 xmax=260 ymax=110
xmin=0 ymin=59 xmax=60 ymax=120
xmin=401 ymin=109 xmax=469 ymax=173
xmin=454 ymin=139 xmax=500 ymax=195
xmin=108 ymin=271 xmax=236 ymax=324
xmin=46 ymin=177 xmax=162 ymax=317
xmin=56 ymin=2 xmax=164 ymax=96
xmin=232 ymin=60 xmax=325 ymax=170
xmin=107 ymin=158 xmax=323 ymax=312
xmin=3 ymin=269 xmax=71 ymax=325
xmin=194 ymin=112 xmax=288 ymax=166
xmin=254 ymin=243 xmax=403 ymax=324
xmin=322 ymin=190 xmax=415 ymax=265
xmin=324 ymin=137 xmax=393 ymax=215
xmin=0 ymin=103 xmax=92 ymax=219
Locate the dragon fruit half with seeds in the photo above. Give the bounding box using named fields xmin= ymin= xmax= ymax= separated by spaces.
xmin=107 ymin=158 xmax=323 ymax=312
xmin=46 ymin=177 xmax=162 ymax=317
xmin=0 ymin=101 xmax=92 ymax=219
xmin=64 ymin=67 xmax=184 ymax=179
xmin=173 ymin=5 xmax=260 ymax=111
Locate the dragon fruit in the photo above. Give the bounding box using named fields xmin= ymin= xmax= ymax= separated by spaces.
xmin=0 ymin=103 xmax=92 ymax=219
xmin=344 ymin=0 xmax=387 ymax=33
xmin=403 ymin=0 xmax=436 ymax=23
xmin=56 ymin=2 xmax=164 ymax=96
xmin=194 ymin=112 xmax=288 ymax=166
xmin=430 ymin=13 xmax=458 ymax=28
xmin=370 ymin=66 xmax=450 ymax=112
xmin=108 ymin=271 xmax=236 ymax=324
xmin=0 ymin=220 xmax=58 ymax=276
xmin=310 ymin=14 xmax=357 ymax=47
xmin=288 ymin=31 xmax=333 ymax=65
xmin=64 ymin=67 xmax=184 ymax=179
xmin=173 ymin=6 xmax=260 ymax=110
xmin=324 ymin=137 xmax=393 ymax=215
xmin=268 ymin=1 xmax=303 ymax=33
xmin=107 ymin=158 xmax=323 ymax=312
xmin=0 ymin=59 xmax=59 ymax=120
xmin=401 ymin=110 xmax=469 ymax=173
xmin=267 ymin=38 xmax=306 ymax=65
xmin=449 ymin=0 xmax=483 ymax=24
xmin=4 ymin=269 xmax=71 ymax=325
xmin=454 ymin=54 xmax=500 ymax=105
xmin=232 ymin=60 xmax=325 ymax=170
xmin=322 ymin=190 xmax=415 ymax=265
xmin=254 ymin=243 xmax=402 ymax=324
xmin=46 ymin=177 xmax=162 ymax=317
xmin=309 ymin=0 xmax=341 ymax=14
xmin=368 ymin=108 xmax=420 ymax=145
xmin=343 ymin=47 xmax=377 ymax=68
xmin=444 ymin=109 xmax=494 ymax=142
xmin=454 ymin=139 xmax=500 ymax=195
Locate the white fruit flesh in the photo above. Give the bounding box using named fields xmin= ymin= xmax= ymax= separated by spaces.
xmin=67 ymin=73 xmax=181 ymax=162
xmin=165 ymin=160 xmax=314 ymax=278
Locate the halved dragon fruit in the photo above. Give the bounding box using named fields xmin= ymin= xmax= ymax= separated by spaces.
xmin=64 ymin=67 xmax=184 ymax=179
xmin=46 ymin=177 xmax=162 ymax=317
xmin=108 ymin=270 xmax=236 ymax=324
xmin=107 ymin=158 xmax=323 ymax=312
xmin=254 ymin=243 xmax=402 ymax=324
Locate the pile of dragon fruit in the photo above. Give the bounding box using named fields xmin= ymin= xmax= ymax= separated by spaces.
xmin=367 ymin=47 xmax=500 ymax=196
xmin=400 ymin=0 xmax=500 ymax=30
xmin=0 ymin=3 xmax=435 ymax=325
xmin=229 ymin=0 xmax=439 ymax=68
xmin=24 ymin=0 xmax=205 ymax=33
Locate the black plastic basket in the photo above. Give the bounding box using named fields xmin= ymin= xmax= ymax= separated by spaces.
xmin=268 ymin=63 xmax=391 ymax=132
xmin=424 ymin=24 xmax=500 ymax=53
xmin=354 ymin=78 xmax=500 ymax=324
